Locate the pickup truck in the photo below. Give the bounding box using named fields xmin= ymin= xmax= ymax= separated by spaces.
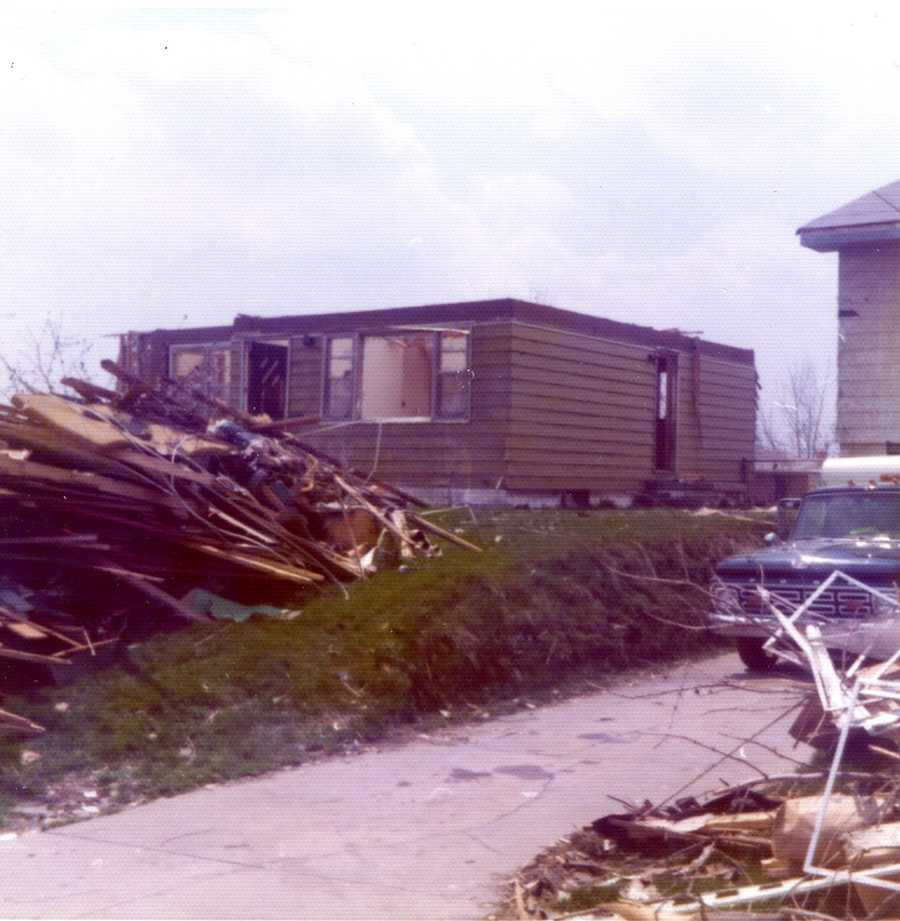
xmin=708 ymin=457 xmax=900 ymax=671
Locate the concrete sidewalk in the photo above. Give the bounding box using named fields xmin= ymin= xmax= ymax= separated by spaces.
xmin=0 ymin=655 xmax=807 ymax=919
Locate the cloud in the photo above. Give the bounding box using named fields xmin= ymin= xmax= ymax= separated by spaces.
xmin=0 ymin=0 xmax=895 ymax=420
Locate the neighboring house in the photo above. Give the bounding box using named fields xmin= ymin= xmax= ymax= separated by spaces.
xmin=749 ymin=452 xmax=822 ymax=505
xmin=799 ymin=180 xmax=900 ymax=456
xmin=121 ymin=298 xmax=757 ymax=506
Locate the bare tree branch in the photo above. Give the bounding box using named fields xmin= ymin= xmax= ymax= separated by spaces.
xmin=758 ymin=359 xmax=835 ymax=459
xmin=0 ymin=314 xmax=96 ymax=399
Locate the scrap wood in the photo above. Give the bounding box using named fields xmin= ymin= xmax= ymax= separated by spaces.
xmin=408 ymin=511 xmax=484 ymax=553
xmin=246 ymin=413 xmax=320 ymax=433
xmin=0 ymin=370 xmax=480 ymax=728
xmin=0 ymin=646 xmax=71 ymax=666
xmin=111 ymin=571 xmax=215 ymax=624
xmin=0 ymin=708 xmax=44 ymax=735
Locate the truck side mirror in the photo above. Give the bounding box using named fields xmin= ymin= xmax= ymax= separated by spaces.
xmin=777 ymin=497 xmax=801 ymax=540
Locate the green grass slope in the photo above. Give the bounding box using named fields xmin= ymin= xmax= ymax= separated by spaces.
xmin=0 ymin=509 xmax=767 ymax=816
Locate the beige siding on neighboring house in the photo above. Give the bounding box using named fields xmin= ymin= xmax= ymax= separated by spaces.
xmin=837 ymin=244 xmax=900 ymax=452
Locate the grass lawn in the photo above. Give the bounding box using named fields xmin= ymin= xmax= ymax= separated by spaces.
xmin=0 ymin=508 xmax=769 ymax=824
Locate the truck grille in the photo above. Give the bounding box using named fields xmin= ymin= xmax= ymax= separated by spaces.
xmin=725 ymin=582 xmax=875 ymax=619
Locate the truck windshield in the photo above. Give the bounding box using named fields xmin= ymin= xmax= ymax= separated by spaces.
xmin=793 ymin=492 xmax=900 ymax=540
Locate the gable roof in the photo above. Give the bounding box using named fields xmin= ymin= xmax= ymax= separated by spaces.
xmin=798 ymin=179 xmax=900 ymax=251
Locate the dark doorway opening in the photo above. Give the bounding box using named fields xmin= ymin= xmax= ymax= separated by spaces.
xmin=654 ymin=352 xmax=678 ymax=472
xmin=247 ymin=341 xmax=288 ymax=419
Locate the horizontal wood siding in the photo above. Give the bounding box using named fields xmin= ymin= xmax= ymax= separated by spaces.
xmin=675 ymin=353 xmax=756 ymax=488
xmin=502 ymin=324 xmax=657 ymax=492
xmin=502 ymin=324 xmax=756 ymax=494
xmin=287 ymin=325 xmax=511 ymax=488
xmin=143 ymin=315 xmax=755 ymax=498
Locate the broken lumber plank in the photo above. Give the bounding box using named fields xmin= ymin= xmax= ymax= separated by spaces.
xmin=0 ymin=645 xmax=72 ymax=666
xmin=60 ymin=377 xmax=119 ymax=402
xmin=0 ymin=708 xmax=45 ymax=735
xmin=110 ymin=570 xmax=215 ymax=623
xmin=50 ymin=636 xmax=119 ymax=658
xmin=0 ymin=455 xmax=184 ymax=508
xmin=246 ymin=414 xmax=320 ymax=433
xmin=408 ymin=512 xmax=483 ymax=552
xmin=111 ymin=450 xmax=220 ymax=487
xmin=0 ymin=534 xmax=100 ymax=546
xmin=12 ymin=393 xmax=131 ymax=452
xmin=189 ymin=543 xmax=324 ymax=584
xmin=100 ymin=359 xmax=153 ymax=395
xmin=4 ymin=622 xmax=49 ymax=641
xmin=334 ymin=475 xmax=420 ymax=553
xmin=290 ymin=441 xmax=428 ymax=506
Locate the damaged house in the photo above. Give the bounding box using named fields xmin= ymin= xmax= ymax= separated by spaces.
xmin=120 ymin=298 xmax=757 ymax=506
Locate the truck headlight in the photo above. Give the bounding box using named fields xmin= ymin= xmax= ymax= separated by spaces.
xmin=710 ymin=577 xmax=741 ymax=613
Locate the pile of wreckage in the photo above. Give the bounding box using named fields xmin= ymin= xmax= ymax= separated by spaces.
xmin=511 ymin=772 xmax=900 ymax=920
xmin=508 ymin=574 xmax=900 ymax=921
xmin=0 ymin=361 xmax=478 ymax=734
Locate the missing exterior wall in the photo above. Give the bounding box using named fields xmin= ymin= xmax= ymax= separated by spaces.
xmin=322 ymin=329 xmax=471 ymax=422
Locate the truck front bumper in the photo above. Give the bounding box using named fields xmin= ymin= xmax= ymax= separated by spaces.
xmin=707 ymin=611 xmax=779 ymax=638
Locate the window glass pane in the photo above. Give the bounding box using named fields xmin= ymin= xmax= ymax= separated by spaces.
xmin=360 ymin=334 xmax=434 ymax=419
xmin=437 ymin=332 xmax=469 ymax=418
xmin=657 ymin=369 xmax=668 ymax=420
xmin=438 ymin=372 xmax=468 ymax=418
xmin=330 ymin=337 xmax=353 ymax=360
xmin=440 ymin=337 xmax=467 ymax=372
xmin=325 ymin=338 xmax=355 ymax=419
xmin=172 ymin=348 xmax=205 ymax=378
xmin=171 ymin=344 xmax=231 ymax=402
xmin=207 ymin=347 xmax=231 ymax=401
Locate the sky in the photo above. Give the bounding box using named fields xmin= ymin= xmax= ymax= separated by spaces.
xmin=3 ymin=2 xmax=900 ymax=429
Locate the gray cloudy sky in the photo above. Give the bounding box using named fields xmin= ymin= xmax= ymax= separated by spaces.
xmin=3 ymin=2 xmax=900 ymax=417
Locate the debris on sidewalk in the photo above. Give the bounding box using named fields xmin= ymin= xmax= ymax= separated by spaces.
xmin=0 ymin=365 xmax=480 ymax=731
xmin=503 ymin=770 xmax=900 ymax=920
xmin=729 ymin=570 xmax=900 ymax=751
xmin=501 ymin=571 xmax=900 ymax=921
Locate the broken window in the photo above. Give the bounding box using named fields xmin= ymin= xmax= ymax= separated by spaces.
xmin=360 ymin=334 xmax=435 ymax=420
xmin=170 ymin=343 xmax=231 ymax=403
xmin=324 ymin=337 xmax=355 ymax=420
xmin=654 ymin=351 xmax=677 ymax=472
xmin=246 ymin=341 xmax=288 ymax=420
xmin=436 ymin=331 xmax=469 ymax=419
xmin=322 ymin=330 xmax=470 ymax=422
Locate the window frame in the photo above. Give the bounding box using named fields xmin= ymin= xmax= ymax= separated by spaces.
xmin=321 ymin=334 xmax=358 ymax=422
xmin=168 ymin=341 xmax=233 ymax=404
xmin=243 ymin=337 xmax=291 ymax=420
xmin=320 ymin=328 xmax=471 ymax=423
xmin=653 ymin=349 xmax=679 ymax=474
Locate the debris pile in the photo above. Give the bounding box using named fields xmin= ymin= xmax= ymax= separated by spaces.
xmin=505 ymin=575 xmax=900 ymax=921
xmin=507 ymin=772 xmax=900 ymax=920
xmin=732 ymin=569 xmax=900 ymax=752
xmin=0 ymin=363 xmax=479 ymax=732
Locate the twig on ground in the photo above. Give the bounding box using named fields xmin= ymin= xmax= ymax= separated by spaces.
xmin=718 ymin=732 xmax=811 ymax=769
xmin=640 ymin=730 xmax=771 ymax=779
xmin=652 ymin=700 xmax=804 ymax=811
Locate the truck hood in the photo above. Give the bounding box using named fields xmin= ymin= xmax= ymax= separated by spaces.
xmin=715 ymin=539 xmax=900 ymax=583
